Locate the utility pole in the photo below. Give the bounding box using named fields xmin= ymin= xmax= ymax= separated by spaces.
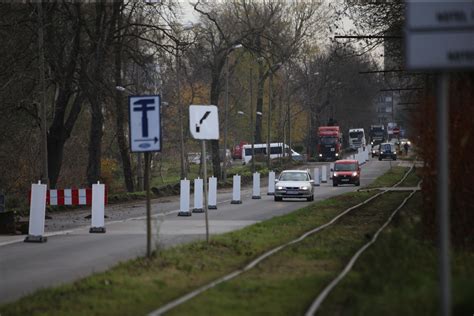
xmin=249 ymin=67 xmax=255 ymax=174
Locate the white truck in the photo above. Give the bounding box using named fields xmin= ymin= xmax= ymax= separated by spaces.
xmin=348 ymin=128 xmax=366 ymax=151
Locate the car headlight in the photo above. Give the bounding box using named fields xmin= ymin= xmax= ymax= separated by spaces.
xmin=319 ymin=154 xmax=322 ymax=157
xmin=393 ymin=151 xmax=397 ymax=154
xmin=300 ymin=186 xmax=309 ymax=190
xmin=352 ymin=172 xmax=358 ymax=177
xmin=372 ymin=150 xmax=376 ymax=154
xmin=333 ymin=172 xmax=338 ymax=177
xmin=407 ymin=141 xmax=411 ymax=145
xmin=335 ymin=153 xmax=339 ymax=156
xmin=277 ymin=186 xmax=284 ymax=190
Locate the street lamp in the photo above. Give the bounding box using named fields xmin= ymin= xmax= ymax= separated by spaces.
xmin=116 ymin=85 xmax=144 ymax=191
xmin=238 ymin=110 xmax=262 ymax=173
xmin=222 ymin=43 xmax=243 ymax=182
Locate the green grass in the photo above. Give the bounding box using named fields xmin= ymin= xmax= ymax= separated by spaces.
xmin=366 ymin=166 xmax=409 ymax=188
xmin=318 ymin=193 xmax=474 ymax=315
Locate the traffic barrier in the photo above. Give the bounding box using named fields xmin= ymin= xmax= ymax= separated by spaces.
xmin=208 ymin=176 xmax=217 ymax=209
xmin=90 ymin=182 xmax=106 ymax=233
xmin=267 ymin=171 xmax=275 ymax=195
xmin=231 ymin=175 xmax=242 ymax=204
xmin=29 ymin=188 xmax=108 ymax=206
xmin=178 ymin=178 xmax=191 ymax=216
xmin=313 ymin=168 xmax=320 ymax=186
xmin=252 ymin=172 xmax=261 ymax=199
xmin=192 ymin=178 xmax=204 ymax=213
xmin=24 ymin=181 xmax=48 ymax=243
xmin=321 ymin=165 xmax=328 ymax=183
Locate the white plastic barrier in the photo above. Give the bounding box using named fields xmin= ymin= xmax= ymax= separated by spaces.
xmin=192 ymin=178 xmax=204 ymax=213
xmin=178 ymin=178 xmax=191 ymax=216
xmin=208 ymin=176 xmax=217 ymax=209
xmin=313 ymin=168 xmax=320 ymax=186
xmin=90 ymin=182 xmax=106 ymax=233
xmin=231 ymin=175 xmax=242 ymax=204
xmin=24 ymin=181 xmax=48 ymax=242
xmin=321 ymin=165 xmax=328 ymax=183
xmin=267 ymin=171 xmax=275 ymax=195
xmin=252 ymin=172 xmax=261 ymax=199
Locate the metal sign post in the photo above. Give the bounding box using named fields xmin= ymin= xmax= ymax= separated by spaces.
xmin=189 ymin=105 xmax=219 ymax=243
xmin=405 ymin=1 xmax=474 ymax=314
xmin=129 ymin=95 xmax=161 ymax=258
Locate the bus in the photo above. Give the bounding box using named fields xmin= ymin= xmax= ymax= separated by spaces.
xmin=242 ymin=143 xmax=302 ymax=165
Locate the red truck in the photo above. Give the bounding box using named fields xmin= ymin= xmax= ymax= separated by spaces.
xmin=317 ymin=126 xmax=342 ymax=161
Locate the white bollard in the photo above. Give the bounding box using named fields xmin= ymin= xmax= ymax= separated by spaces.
xmin=330 ymin=163 xmax=335 ymax=179
xmin=267 ymin=171 xmax=275 ymax=195
xmin=90 ymin=181 xmax=106 ymax=233
xmin=208 ymin=176 xmax=217 ymax=209
xmin=24 ymin=181 xmax=48 ymax=242
xmin=192 ymin=178 xmax=204 ymax=213
xmin=321 ymin=165 xmax=328 ymax=183
xmin=231 ymin=174 xmax=242 ymax=204
xmin=252 ymin=172 xmax=261 ymax=199
xmin=178 ymin=178 xmax=191 ymax=216
xmin=313 ymin=168 xmax=320 ymax=186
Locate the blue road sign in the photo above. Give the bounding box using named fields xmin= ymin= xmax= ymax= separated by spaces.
xmin=129 ymin=95 xmax=161 ymax=152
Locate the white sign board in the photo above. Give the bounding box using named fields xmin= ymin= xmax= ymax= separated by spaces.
xmin=189 ymin=105 xmax=219 ymax=140
xmin=407 ymin=2 xmax=474 ymax=30
xmin=129 ymin=95 xmax=161 ymax=152
xmin=406 ymin=31 xmax=474 ymax=70
xmin=406 ymin=1 xmax=474 ymax=70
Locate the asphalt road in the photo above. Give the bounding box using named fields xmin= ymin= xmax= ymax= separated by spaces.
xmin=0 ymin=159 xmax=393 ymax=305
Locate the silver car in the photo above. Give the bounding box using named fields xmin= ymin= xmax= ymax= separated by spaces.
xmin=274 ymin=170 xmax=314 ymax=201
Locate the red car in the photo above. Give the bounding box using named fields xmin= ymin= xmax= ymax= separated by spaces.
xmin=332 ymin=159 xmax=360 ymax=186
xmin=231 ymin=141 xmax=248 ymax=160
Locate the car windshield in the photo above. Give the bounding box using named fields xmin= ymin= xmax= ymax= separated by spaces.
xmin=279 ymin=172 xmax=309 ymax=181
xmin=349 ymin=131 xmax=363 ymax=139
xmin=334 ymin=163 xmax=357 ymax=171
xmin=320 ymin=136 xmax=337 ymax=145
xmin=382 ymin=144 xmax=393 ymax=151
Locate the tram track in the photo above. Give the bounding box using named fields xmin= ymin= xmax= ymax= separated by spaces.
xmin=148 ymin=164 xmax=417 ymax=316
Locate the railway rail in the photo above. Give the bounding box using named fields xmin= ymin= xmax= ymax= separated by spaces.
xmin=148 ymin=164 xmax=417 ymax=316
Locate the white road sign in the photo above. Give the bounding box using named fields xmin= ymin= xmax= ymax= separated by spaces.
xmin=406 ymin=1 xmax=474 ymax=70
xmin=189 ymin=105 xmax=219 ymax=140
xmin=407 ymin=1 xmax=474 ymax=30
xmin=129 ymin=95 xmax=161 ymax=152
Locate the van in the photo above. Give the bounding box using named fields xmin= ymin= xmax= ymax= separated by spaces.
xmin=242 ymin=143 xmax=302 ymax=165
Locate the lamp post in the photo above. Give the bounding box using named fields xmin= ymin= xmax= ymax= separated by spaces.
xmin=238 ymin=110 xmax=262 ymax=173
xmin=222 ymin=43 xmax=243 ymax=182
xmin=116 ymin=85 xmax=144 ymax=191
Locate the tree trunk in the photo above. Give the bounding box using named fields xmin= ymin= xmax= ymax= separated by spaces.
xmin=113 ymin=4 xmax=134 ymax=192
xmin=209 ymin=68 xmax=222 ymax=178
xmin=255 ymin=61 xmax=265 ymax=144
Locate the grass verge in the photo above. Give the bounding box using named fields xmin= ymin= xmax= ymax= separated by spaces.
xmin=365 ymin=166 xmax=409 ymax=189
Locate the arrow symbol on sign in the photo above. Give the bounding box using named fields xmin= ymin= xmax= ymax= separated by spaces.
xmin=196 ymin=111 xmax=211 ymax=133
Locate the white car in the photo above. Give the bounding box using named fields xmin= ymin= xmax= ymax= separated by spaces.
xmin=274 ymin=170 xmax=314 ymax=202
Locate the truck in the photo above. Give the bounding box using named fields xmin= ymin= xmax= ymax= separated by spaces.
xmin=317 ymin=126 xmax=342 ymax=161
xmin=386 ymin=122 xmax=399 ymax=142
xmin=369 ymin=124 xmax=386 ymax=146
xmin=348 ymin=128 xmax=366 ymax=151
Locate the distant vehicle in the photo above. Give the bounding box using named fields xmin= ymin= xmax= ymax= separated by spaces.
xmin=241 ymin=143 xmax=302 ymax=165
xmin=378 ymin=142 xmax=397 ymax=161
xmin=188 ymin=152 xmax=211 ymax=164
xmin=331 ymin=159 xmax=361 ymax=187
xmin=274 ymin=169 xmax=314 ymax=201
xmin=399 ymin=138 xmax=411 ymax=146
xmin=231 ymin=141 xmax=248 ymax=159
xmin=348 ymin=128 xmax=366 ymax=151
xmin=386 ymin=122 xmax=399 ymax=142
xmin=369 ymin=124 xmax=386 ymax=145
xmin=317 ymin=126 xmax=342 ymax=161
xmin=371 ymin=144 xmax=380 ymax=158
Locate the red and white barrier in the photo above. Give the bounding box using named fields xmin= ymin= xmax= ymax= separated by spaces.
xmin=30 ymin=188 xmax=108 ymax=206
